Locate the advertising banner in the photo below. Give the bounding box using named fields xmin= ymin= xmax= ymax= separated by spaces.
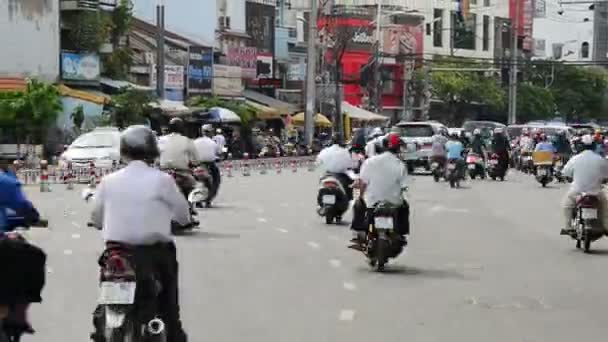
xmin=256 ymin=53 xmax=273 ymax=79
xmin=382 ymin=20 xmax=424 ymax=57
xmin=151 ymin=65 xmax=185 ymax=90
xmin=227 ymin=46 xmax=257 ymax=79
xmin=245 ymin=2 xmax=275 ymax=54
xmin=187 ymin=46 xmax=213 ymax=94
xmin=61 ymin=52 xmax=100 ymax=82
xmin=213 ymin=64 xmax=242 ymax=97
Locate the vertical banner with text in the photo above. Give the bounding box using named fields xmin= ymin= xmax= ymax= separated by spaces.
xmin=187 ymin=46 xmax=213 ymax=95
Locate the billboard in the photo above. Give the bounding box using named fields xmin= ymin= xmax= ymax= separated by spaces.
xmin=382 ymin=19 xmax=424 ymax=57
xmin=150 ymin=65 xmax=185 ymax=90
xmin=245 ymin=2 xmax=275 ymax=54
xmin=227 ymin=46 xmax=257 ymax=79
xmin=187 ymin=46 xmax=213 ymax=94
xmin=61 ymin=52 xmax=100 ymax=82
xmin=213 ymin=65 xmax=242 ymax=97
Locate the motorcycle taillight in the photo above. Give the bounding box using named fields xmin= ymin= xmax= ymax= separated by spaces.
xmin=103 ymin=255 xmax=135 ymax=280
xmin=577 ymin=196 xmax=599 ymax=208
xmin=323 ymin=181 xmax=339 ymax=188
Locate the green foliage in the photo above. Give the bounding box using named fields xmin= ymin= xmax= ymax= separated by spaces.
xmin=0 ymin=79 xmax=62 ymax=143
xmin=188 ymin=96 xmax=258 ymax=128
xmin=102 ymin=47 xmax=133 ymax=79
xmin=112 ymin=0 xmax=133 ymax=39
xmin=67 ymin=11 xmax=113 ymax=52
xmin=550 ymin=66 xmax=608 ymax=120
xmin=516 ymin=83 xmax=555 ymax=122
xmin=110 ymin=89 xmax=157 ymax=129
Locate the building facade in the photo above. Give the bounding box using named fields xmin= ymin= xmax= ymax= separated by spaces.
xmin=1 ymin=0 xmax=60 ymax=82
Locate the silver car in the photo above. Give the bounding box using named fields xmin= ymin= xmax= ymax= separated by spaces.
xmin=59 ymin=128 xmax=121 ymax=170
xmin=395 ymin=121 xmax=448 ymax=173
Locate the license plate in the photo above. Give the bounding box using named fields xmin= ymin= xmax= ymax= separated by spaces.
xmin=98 ymin=282 xmax=136 ymax=305
xmin=322 ymin=195 xmax=336 ymax=205
xmin=431 ymin=162 xmax=438 ymax=169
xmin=582 ymin=208 xmax=598 ymax=220
xmin=490 ymin=160 xmax=498 ymax=165
xmin=447 ymin=164 xmax=456 ymax=170
xmin=375 ymin=216 xmax=394 ymax=229
xmin=468 ymin=164 xmax=475 ymax=170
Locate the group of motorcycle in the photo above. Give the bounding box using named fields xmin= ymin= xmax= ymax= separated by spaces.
xmin=512 ymin=148 xmax=568 ymax=187
xmin=431 ymin=151 xmax=507 ymax=188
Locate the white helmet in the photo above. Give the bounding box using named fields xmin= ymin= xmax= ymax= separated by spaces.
xmin=473 ymin=128 xmax=481 ymax=135
xmin=202 ymin=124 xmax=213 ymax=132
xmin=581 ymin=134 xmax=594 ymax=146
xmin=216 ymin=128 xmax=222 ymax=134
xmin=494 ymin=127 xmax=504 ymax=134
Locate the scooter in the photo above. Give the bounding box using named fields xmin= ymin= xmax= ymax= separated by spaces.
xmin=466 ymin=152 xmax=485 ymax=180
xmin=566 ymin=193 xmax=605 ymax=253
xmin=317 ymin=171 xmax=355 ymax=224
xmin=191 ymin=164 xmax=216 ymax=208
xmin=487 ymin=153 xmax=506 ymax=181
xmin=535 ymin=164 xmax=554 ymax=187
xmin=430 ymin=159 xmax=445 ymax=182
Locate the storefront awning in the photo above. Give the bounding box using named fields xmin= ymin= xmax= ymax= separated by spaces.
xmin=243 ymin=89 xmax=299 ymax=115
xmin=342 ymin=101 xmax=389 ymax=122
xmin=245 ymin=100 xmax=281 ymax=120
xmin=0 ymin=77 xmax=26 ymax=92
xmin=100 ymin=77 xmax=153 ymax=91
xmin=58 ymin=84 xmax=110 ymax=105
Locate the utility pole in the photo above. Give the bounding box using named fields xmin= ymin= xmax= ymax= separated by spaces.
xmin=508 ymin=0 xmax=519 ymax=124
xmin=304 ymin=0 xmax=318 ymax=147
xmin=156 ymin=1 xmax=165 ymax=99
xmin=373 ymin=0 xmax=383 ymax=114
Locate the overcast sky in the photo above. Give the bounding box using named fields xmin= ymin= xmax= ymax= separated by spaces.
xmin=132 ymin=0 xmax=216 ymax=46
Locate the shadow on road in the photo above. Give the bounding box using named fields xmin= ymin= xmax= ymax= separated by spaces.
xmin=358 ymin=265 xmax=471 ymax=280
xmin=177 ymin=231 xmax=241 ymax=240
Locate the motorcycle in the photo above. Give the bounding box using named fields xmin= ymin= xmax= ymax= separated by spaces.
xmin=364 ymin=194 xmax=407 ymax=271
xmin=430 ymin=158 xmax=444 ymax=182
xmin=466 ymin=152 xmax=485 ymax=180
xmin=91 ymin=243 xmax=167 ymax=342
xmin=487 ymin=153 xmax=505 ymax=181
xmin=519 ymin=151 xmax=534 ymax=174
xmin=554 ymin=155 xmax=570 ymax=183
xmin=567 ymin=194 xmax=605 ymax=253
xmin=446 ymin=159 xmax=462 ymax=188
xmin=532 ymin=151 xmax=554 ymax=187
xmin=164 ymin=169 xmax=201 ymax=234
xmin=535 ymin=164 xmax=553 ymax=187
xmin=317 ymin=171 xmax=354 ymax=224
xmin=191 ymin=164 xmax=215 ymax=208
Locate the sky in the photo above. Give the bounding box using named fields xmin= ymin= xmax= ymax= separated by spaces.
xmin=132 ymin=0 xmax=216 ymax=46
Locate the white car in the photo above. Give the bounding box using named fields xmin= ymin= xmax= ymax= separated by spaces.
xmin=59 ymin=127 xmax=120 ymax=170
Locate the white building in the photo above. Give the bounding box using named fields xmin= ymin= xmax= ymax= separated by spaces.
xmin=532 ymin=0 xmax=594 ymax=61
xmin=0 ymin=0 xmax=60 ymax=82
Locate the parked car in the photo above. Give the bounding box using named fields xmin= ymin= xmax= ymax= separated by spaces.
xmin=395 ymin=121 xmax=448 ymax=173
xmin=59 ymin=127 xmax=120 ymax=170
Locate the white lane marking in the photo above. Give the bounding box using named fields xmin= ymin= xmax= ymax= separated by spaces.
xmin=71 ymin=221 xmax=80 ymax=228
xmin=307 ymin=241 xmax=320 ymax=249
xmin=255 ymin=208 xmax=265 ymax=214
xmin=276 ymin=228 xmax=289 ymax=233
xmin=429 ymin=205 xmax=470 ymax=214
xmin=329 ymin=259 xmax=342 ymax=268
xmin=343 ymin=282 xmax=357 ymax=291
xmin=339 ymin=310 xmax=355 ymax=321
xmin=71 ymin=233 xmax=81 ymax=239
xmin=208 ymin=238 xmax=216 ymax=241
xmin=257 ymin=218 xmax=268 ymax=223
xmin=63 ymin=249 xmax=73 ymax=255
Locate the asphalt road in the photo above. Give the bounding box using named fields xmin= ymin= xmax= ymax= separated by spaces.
xmin=19 ymin=168 xmax=608 ymax=342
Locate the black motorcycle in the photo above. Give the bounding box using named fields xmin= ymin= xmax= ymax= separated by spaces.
xmin=364 ymin=201 xmax=406 ymax=271
xmin=317 ymin=173 xmax=351 ymax=224
xmin=91 ymin=243 xmax=167 ymax=341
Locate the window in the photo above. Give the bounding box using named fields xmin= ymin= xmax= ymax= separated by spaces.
xmin=381 ymin=66 xmax=394 ymax=95
xmin=433 ymin=9 xmax=443 ymax=47
xmin=483 ymin=15 xmax=490 ymax=51
xmin=426 ymin=23 xmax=431 ymax=36
xmin=453 ymin=12 xmax=476 ymax=50
xmin=581 ymin=42 xmax=590 ymax=58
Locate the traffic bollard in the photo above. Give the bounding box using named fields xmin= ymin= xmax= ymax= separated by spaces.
xmin=88 ymin=161 xmax=97 ymax=188
xmin=242 ymin=153 xmax=251 ymax=176
xmin=290 ymin=159 xmax=297 ymax=173
xmin=65 ymin=162 xmax=74 ymax=190
xmin=39 ymin=160 xmax=51 ymax=192
xmin=259 ymin=160 xmax=267 ymax=175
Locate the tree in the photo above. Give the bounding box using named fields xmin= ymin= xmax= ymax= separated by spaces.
xmin=430 ymin=59 xmax=505 ymax=125
xmin=516 ymin=83 xmax=555 ymax=122
xmin=102 ymin=0 xmax=134 ymax=79
xmin=110 ymin=88 xmax=157 ymax=129
xmin=71 ymin=104 xmax=85 ymax=134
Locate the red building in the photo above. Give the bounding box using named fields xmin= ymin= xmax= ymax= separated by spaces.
xmin=318 ymin=8 xmax=424 ymax=120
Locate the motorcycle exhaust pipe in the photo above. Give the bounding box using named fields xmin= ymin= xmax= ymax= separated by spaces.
xmin=147 ymin=318 xmax=165 ymax=335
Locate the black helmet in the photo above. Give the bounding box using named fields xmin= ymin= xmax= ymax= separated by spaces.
xmin=120 ymin=125 xmax=160 ymax=162
xmin=168 ymin=117 xmax=184 ymax=134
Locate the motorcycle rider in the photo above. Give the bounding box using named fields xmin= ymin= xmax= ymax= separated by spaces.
xmin=364 ymin=128 xmax=384 ymax=158
xmin=159 ymin=117 xmax=199 ymax=199
xmin=470 ymin=129 xmax=487 ymax=159
xmin=350 ymin=133 xmax=409 ymax=247
xmin=431 ymin=130 xmax=448 ymax=168
xmin=194 ymin=124 xmax=222 ymax=202
xmin=519 ymin=128 xmax=535 ymax=152
xmin=446 ymin=133 xmax=466 ymax=178
xmin=491 ymin=127 xmax=510 ymax=173
xmin=317 ymin=135 xmax=354 ymax=200
xmin=560 ymin=134 xmax=608 ymax=236
xmin=90 ymin=125 xmax=190 ymax=342
xmin=0 ymin=168 xmax=39 ymax=232
xmin=535 ymin=133 xmax=556 ymax=152
xmin=213 ymin=128 xmax=226 ymax=153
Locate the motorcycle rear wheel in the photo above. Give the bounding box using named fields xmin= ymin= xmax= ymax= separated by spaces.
xmin=325 ymin=215 xmax=333 ymax=225
xmin=376 ymin=239 xmax=389 ymax=272
xmin=584 ymin=233 xmax=592 ymax=253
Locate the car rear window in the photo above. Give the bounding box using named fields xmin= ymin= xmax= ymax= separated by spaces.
xmin=401 ymin=125 xmax=434 ymax=137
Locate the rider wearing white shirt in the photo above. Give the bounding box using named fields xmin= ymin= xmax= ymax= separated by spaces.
xmin=194 ymin=125 xmax=222 ymax=201
xmin=561 ymin=134 xmax=608 ymax=235
xmin=91 ymin=125 xmax=189 ymax=342
xmin=364 ymin=128 xmax=384 ymax=158
xmin=317 ymin=137 xmax=354 ymax=199
xmin=351 ymin=133 xmax=410 ymax=245
xmin=213 ymin=129 xmax=226 ymax=151
xmin=159 ymin=118 xmax=199 ymax=198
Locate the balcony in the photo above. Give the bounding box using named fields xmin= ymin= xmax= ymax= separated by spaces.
xmin=60 ymin=0 xmax=116 ymax=11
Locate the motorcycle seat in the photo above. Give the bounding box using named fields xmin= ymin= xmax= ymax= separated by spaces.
xmin=576 ymin=194 xmax=599 ymax=207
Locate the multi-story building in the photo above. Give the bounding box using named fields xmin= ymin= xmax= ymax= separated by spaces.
xmin=533 ymin=0 xmax=593 ymax=61
xmin=0 ymin=0 xmax=60 ymax=83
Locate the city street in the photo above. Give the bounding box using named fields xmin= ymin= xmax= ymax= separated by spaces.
xmin=20 ymin=169 xmax=608 ymax=342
